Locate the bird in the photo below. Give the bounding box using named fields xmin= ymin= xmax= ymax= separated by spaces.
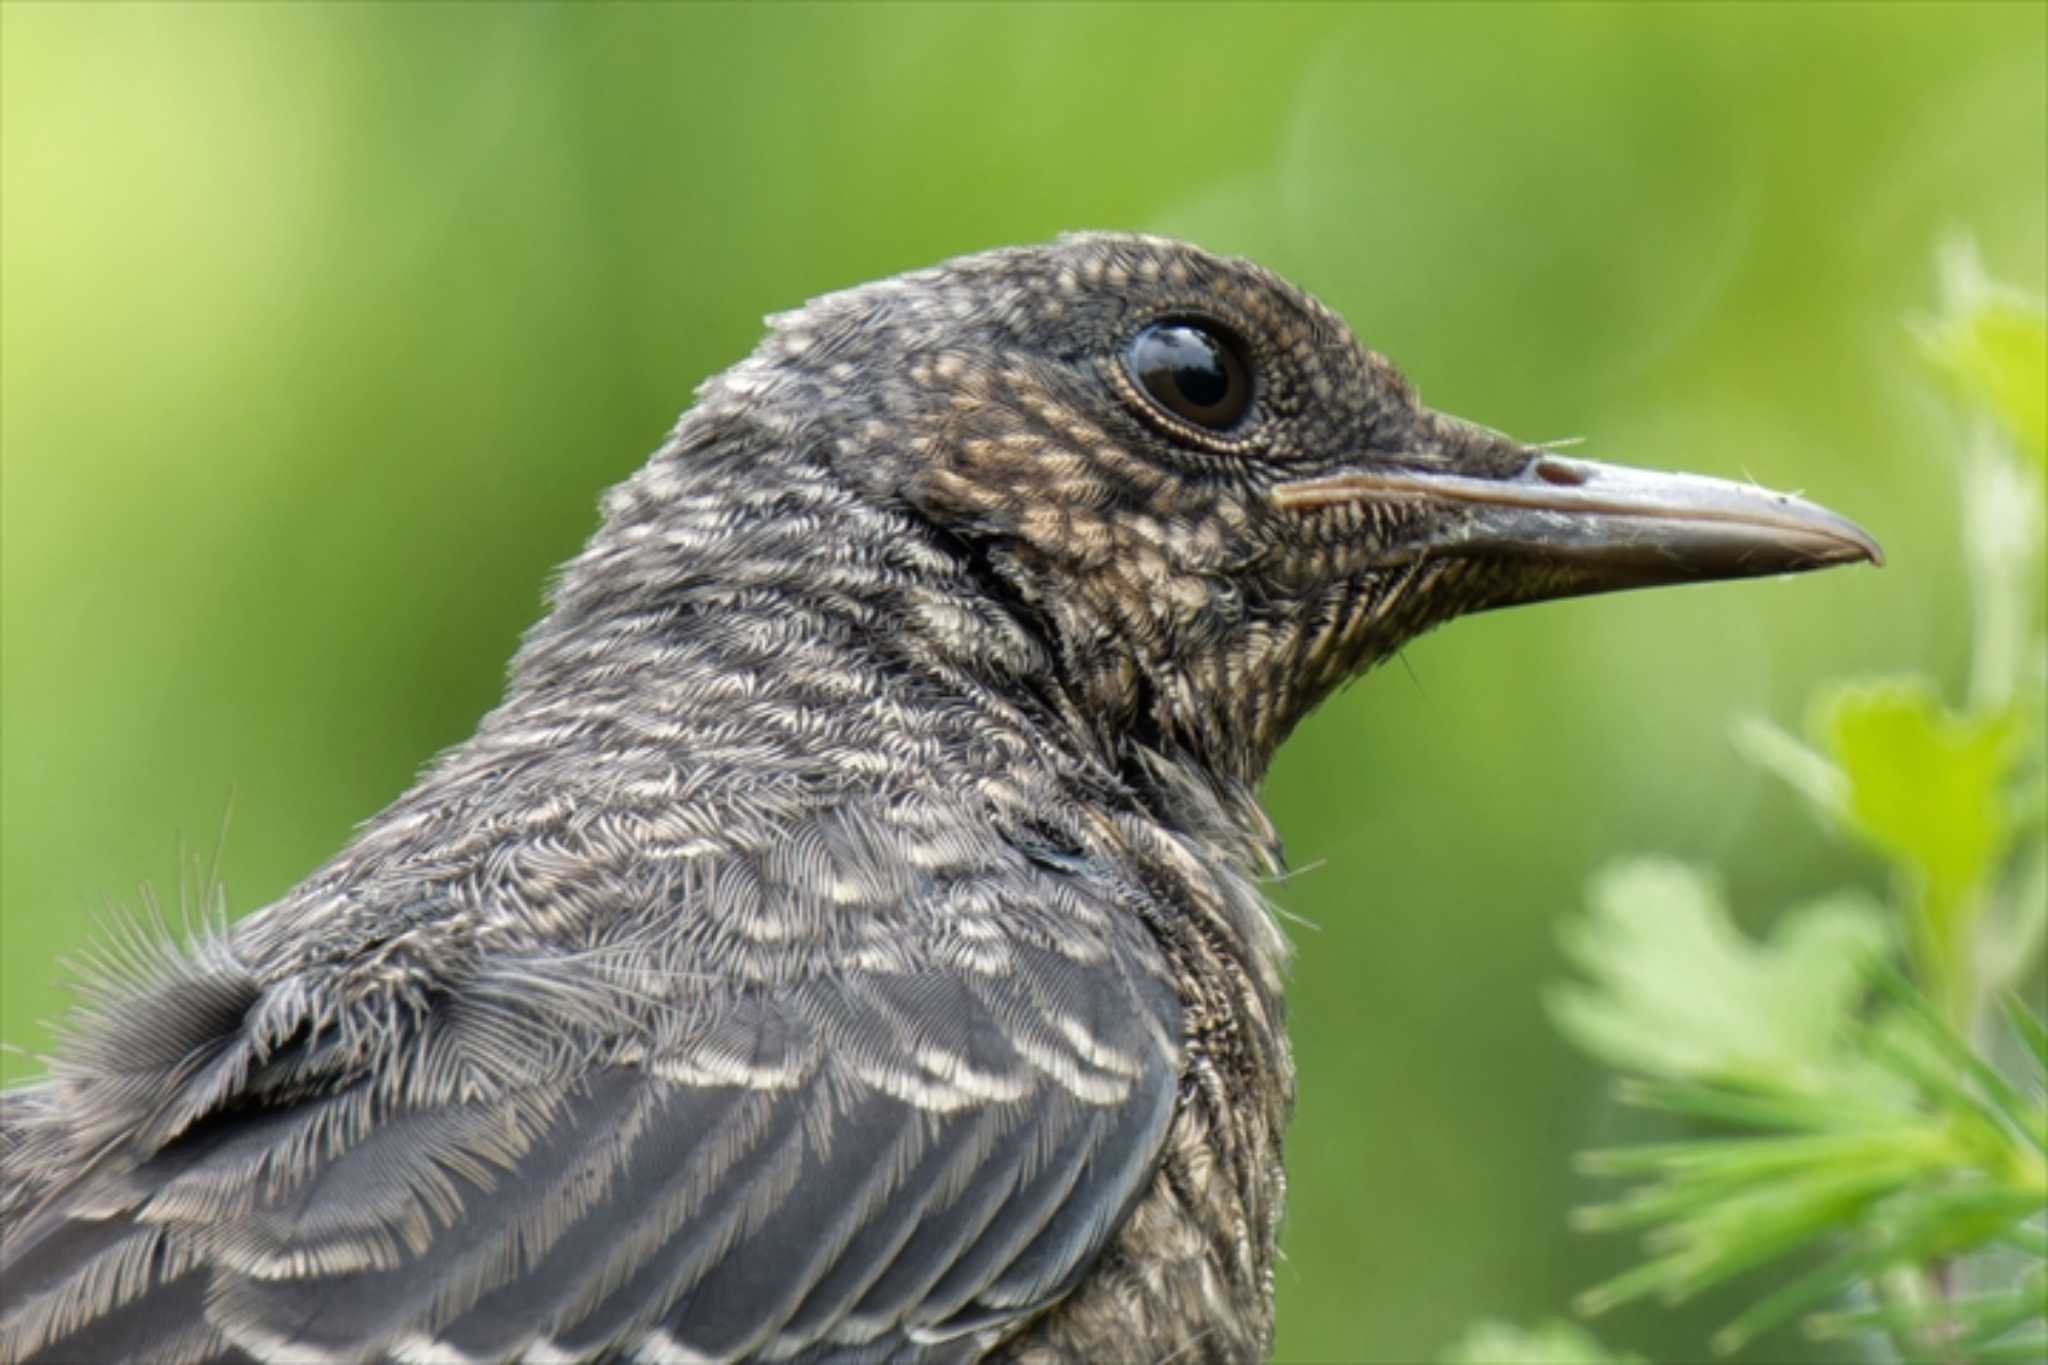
xmin=0 ymin=233 xmax=1880 ymax=1365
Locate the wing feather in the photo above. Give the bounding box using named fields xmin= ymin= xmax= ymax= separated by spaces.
xmin=3 ymin=817 xmax=1184 ymax=1364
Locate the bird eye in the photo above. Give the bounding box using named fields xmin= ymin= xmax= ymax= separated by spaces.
xmin=1126 ymin=320 xmax=1253 ymax=433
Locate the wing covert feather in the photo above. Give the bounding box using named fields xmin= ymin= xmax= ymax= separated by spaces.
xmin=2 ymin=842 xmax=1183 ymax=1365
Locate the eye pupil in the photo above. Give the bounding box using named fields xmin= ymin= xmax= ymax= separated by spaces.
xmin=1169 ymin=335 xmax=1230 ymax=408
xmin=1127 ymin=320 xmax=1252 ymax=433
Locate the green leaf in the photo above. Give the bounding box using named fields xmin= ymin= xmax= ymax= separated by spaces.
xmin=1605 ymin=1078 xmax=1903 ymax=1132
xmin=1805 ymin=1270 xmax=2048 ymax=1352
xmin=1864 ymin=960 xmax=2048 ymax=1158
xmin=1714 ymin=1240 xmax=1886 ymax=1354
xmin=1823 ymin=681 xmax=2020 ymax=902
xmin=1442 ymin=1319 xmax=1645 ymax=1365
xmin=1570 ymin=1137 xmax=1914 ymax=1238
xmin=1916 ymin=236 xmax=2048 ymax=471
xmin=1874 ymin=1182 xmax=2048 ymax=1263
xmin=1819 ymin=680 xmax=2024 ymax=1019
xmin=1647 ymin=1162 xmax=1922 ymax=1288
xmin=1552 ymin=863 xmax=2046 ymax=1355
xmin=2003 ymin=993 xmax=2048 ymax=1072
xmin=1548 ymin=859 xmax=1893 ymax=1097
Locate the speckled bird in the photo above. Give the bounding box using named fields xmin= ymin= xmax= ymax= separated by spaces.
xmin=0 ymin=234 xmax=1879 ymax=1365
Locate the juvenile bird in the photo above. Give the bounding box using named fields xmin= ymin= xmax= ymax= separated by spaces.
xmin=0 ymin=234 xmax=1879 ymax=1364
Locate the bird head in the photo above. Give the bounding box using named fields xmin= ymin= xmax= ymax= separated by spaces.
xmin=597 ymin=233 xmax=1879 ymax=789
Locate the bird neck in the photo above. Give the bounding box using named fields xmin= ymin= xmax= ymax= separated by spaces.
xmin=504 ymin=422 xmax=1105 ymax=788
xmin=1017 ymin=558 xmax=1393 ymax=797
xmin=509 ymin=411 xmax=1309 ymax=871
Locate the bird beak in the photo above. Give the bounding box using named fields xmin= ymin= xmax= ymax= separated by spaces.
xmin=1269 ymin=428 xmax=1881 ymax=602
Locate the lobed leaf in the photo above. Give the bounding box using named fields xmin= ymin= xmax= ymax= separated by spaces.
xmin=1549 ymin=859 xmax=1893 ymax=1099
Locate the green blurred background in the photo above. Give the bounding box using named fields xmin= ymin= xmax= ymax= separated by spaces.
xmin=2 ymin=4 xmax=2042 ymax=1361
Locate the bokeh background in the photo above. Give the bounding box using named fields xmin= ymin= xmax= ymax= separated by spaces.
xmin=3 ymin=5 xmax=2042 ymax=1361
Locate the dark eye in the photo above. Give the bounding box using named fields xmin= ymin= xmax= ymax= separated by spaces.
xmin=1126 ymin=320 xmax=1253 ymax=433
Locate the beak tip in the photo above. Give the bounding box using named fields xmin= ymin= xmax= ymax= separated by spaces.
xmin=1828 ymin=518 xmax=1884 ymax=570
xmin=1753 ymin=519 xmax=1882 ymax=577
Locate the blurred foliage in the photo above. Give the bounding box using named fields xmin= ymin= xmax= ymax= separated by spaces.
xmin=1480 ymin=257 xmax=2048 ymax=1362
xmin=1741 ymin=675 xmax=2038 ymax=1034
xmin=1549 ymin=863 xmax=1893 ymax=1099
xmin=1560 ymin=885 xmax=2044 ymax=1359
xmin=1444 ymin=1319 xmax=1645 ymax=1365
xmin=1916 ymin=238 xmax=2048 ymax=473
xmin=3 ymin=6 xmax=2044 ymax=1362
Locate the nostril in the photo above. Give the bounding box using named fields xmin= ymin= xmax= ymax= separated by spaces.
xmin=1532 ymin=457 xmax=1588 ymax=487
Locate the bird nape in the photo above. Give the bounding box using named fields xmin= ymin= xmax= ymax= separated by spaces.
xmin=0 ymin=234 xmax=1878 ymax=1365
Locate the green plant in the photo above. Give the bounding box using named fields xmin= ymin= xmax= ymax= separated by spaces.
xmin=1454 ymin=245 xmax=2047 ymax=1363
xmin=1443 ymin=1319 xmax=1646 ymax=1365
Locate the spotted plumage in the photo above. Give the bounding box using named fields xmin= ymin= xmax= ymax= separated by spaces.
xmin=0 ymin=234 xmax=1876 ymax=1364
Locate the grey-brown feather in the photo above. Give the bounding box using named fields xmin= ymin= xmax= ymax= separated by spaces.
xmin=0 ymin=233 xmax=1503 ymax=1364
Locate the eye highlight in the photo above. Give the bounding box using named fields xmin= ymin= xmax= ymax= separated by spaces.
xmin=1125 ymin=320 xmax=1253 ymax=433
